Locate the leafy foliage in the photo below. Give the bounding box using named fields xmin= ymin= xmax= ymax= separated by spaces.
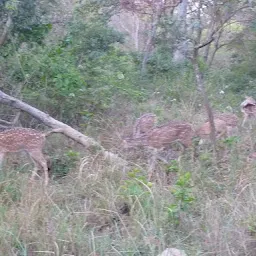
xmin=0 ymin=0 xmax=52 ymax=45
xmin=120 ymin=169 xmax=152 ymax=197
xmin=223 ymin=29 xmax=256 ymax=97
xmin=67 ymin=20 xmax=125 ymax=57
xmin=50 ymin=150 xmax=80 ymax=179
xmin=16 ymin=23 xmax=52 ymax=45
xmin=167 ymin=172 xmax=195 ymax=224
xmin=1 ymin=13 xmax=142 ymax=124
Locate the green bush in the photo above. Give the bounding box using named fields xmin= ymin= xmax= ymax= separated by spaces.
xmin=2 ymin=19 xmax=143 ymax=125
xmin=50 ymin=150 xmax=80 ymax=180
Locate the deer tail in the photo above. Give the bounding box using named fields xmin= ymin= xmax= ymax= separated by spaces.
xmin=44 ymin=128 xmax=65 ymax=137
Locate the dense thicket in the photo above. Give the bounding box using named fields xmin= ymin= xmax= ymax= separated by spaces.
xmin=1 ymin=0 xmax=254 ymax=126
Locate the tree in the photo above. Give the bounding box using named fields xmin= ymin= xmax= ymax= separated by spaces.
xmin=173 ymin=0 xmax=188 ymax=63
xmin=120 ymin=0 xmax=182 ymax=73
xmin=187 ymin=0 xmax=253 ymax=158
xmin=0 ymin=0 xmax=52 ymax=46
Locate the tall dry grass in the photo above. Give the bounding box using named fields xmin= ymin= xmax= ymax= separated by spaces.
xmin=0 ymin=104 xmax=256 ymax=255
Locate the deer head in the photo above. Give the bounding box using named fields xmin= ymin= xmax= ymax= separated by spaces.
xmin=133 ymin=113 xmax=157 ymax=138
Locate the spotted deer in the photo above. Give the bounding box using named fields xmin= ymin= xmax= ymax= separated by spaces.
xmin=240 ymin=96 xmax=256 ymax=127
xmin=125 ymin=121 xmax=194 ymax=150
xmin=213 ymin=113 xmax=239 ymax=136
xmin=133 ymin=113 xmax=157 ymax=138
xmin=0 ymin=128 xmax=63 ymax=186
xmin=123 ymin=121 xmax=194 ymax=179
xmin=214 ymin=113 xmax=238 ymax=127
xmin=195 ymin=118 xmax=228 ymax=141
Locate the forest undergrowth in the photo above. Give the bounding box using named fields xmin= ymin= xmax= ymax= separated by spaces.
xmin=0 ymin=101 xmax=255 ymax=256
xmin=1 ymin=0 xmax=256 ymax=255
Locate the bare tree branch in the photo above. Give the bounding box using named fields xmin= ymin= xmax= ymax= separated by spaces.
xmin=195 ymin=37 xmax=215 ymax=49
xmin=0 ymin=90 xmax=125 ymax=164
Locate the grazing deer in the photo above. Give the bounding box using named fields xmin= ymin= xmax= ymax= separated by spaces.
xmin=0 ymin=128 xmax=63 ymax=186
xmin=195 ymin=119 xmax=228 ymax=141
xmin=214 ymin=113 xmax=238 ymax=127
xmin=123 ymin=121 xmax=194 ymax=179
xmin=241 ymin=96 xmax=256 ymax=127
xmin=133 ymin=113 xmax=157 ymax=138
xmin=213 ymin=113 xmax=239 ymax=136
xmin=125 ymin=121 xmax=194 ymax=150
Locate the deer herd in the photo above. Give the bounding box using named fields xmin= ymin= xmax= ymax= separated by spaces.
xmin=0 ymin=96 xmax=255 ymax=185
xmin=122 ymin=96 xmax=256 ymax=163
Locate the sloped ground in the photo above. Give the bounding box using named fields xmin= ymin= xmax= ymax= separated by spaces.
xmin=0 ymin=107 xmax=256 ymax=255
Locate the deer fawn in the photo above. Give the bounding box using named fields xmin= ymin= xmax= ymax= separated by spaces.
xmin=240 ymin=96 xmax=256 ymax=127
xmin=0 ymin=128 xmax=62 ymax=186
xmin=133 ymin=113 xmax=157 ymax=138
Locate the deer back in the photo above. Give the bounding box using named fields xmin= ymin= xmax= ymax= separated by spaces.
xmin=214 ymin=113 xmax=239 ymax=127
xmin=196 ymin=119 xmax=227 ymax=139
xmin=125 ymin=121 xmax=194 ymax=149
xmin=0 ymin=128 xmax=45 ymax=153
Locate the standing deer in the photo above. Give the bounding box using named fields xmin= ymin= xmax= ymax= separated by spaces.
xmin=133 ymin=113 xmax=157 ymax=138
xmin=241 ymin=96 xmax=256 ymax=127
xmin=123 ymin=121 xmax=194 ymax=179
xmin=0 ymin=128 xmax=63 ymax=186
xmin=125 ymin=121 xmax=194 ymax=150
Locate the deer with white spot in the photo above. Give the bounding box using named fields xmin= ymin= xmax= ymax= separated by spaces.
xmin=0 ymin=128 xmax=63 ymax=186
xmin=123 ymin=121 xmax=194 ymax=179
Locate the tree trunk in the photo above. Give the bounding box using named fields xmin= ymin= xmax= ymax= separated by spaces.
xmin=173 ymin=0 xmax=188 ymax=64
xmin=0 ymin=90 xmax=124 ymax=163
xmin=141 ymin=12 xmax=159 ymax=74
xmin=193 ymin=59 xmax=218 ymax=159
xmin=134 ymin=14 xmax=140 ymax=50
xmin=192 ymin=1 xmax=218 ymax=160
xmin=0 ymin=14 xmax=12 ymax=47
xmin=141 ymin=1 xmax=164 ymax=74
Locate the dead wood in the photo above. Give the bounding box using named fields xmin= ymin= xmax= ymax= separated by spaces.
xmin=0 ymin=90 xmax=124 ymax=163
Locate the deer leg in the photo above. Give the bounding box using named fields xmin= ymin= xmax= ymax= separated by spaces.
xmin=229 ymin=126 xmax=239 ymax=137
xmin=29 ymin=160 xmax=41 ymax=181
xmin=148 ymin=148 xmax=158 ymax=181
xmin=0 ymin=153 xmax=5 ymax=169
xmin=29 ymin=151 xmax=49 ymax=186
xmin=242 ymin=114 xmax=249 ymax=127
